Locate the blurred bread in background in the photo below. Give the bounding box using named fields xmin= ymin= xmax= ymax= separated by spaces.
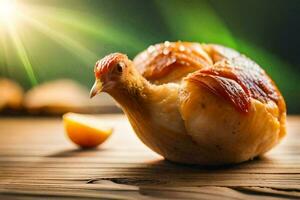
xmin=0 ymin=78 xmax=118 ymax=115
xmin=0 ymin=78 xmax=24 ymax=111
xmin=24 ymin=79 xmax=119 ymax=114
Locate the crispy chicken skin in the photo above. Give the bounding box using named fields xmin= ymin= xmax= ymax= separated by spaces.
xmin=134 ymin=42 xmax=213 ymax=84
xmin=91 ymin=42 xmax=286 ymax=165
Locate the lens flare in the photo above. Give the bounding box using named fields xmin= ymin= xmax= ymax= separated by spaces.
xmin=0 ymin=0 xmax=38 ymax=85
xmin=7 ymin=22 xmax=38 ymax=85
xmin=0 ymin=0 xmax=16 ymax=23
xmin=21 ymin=14 xmax=98 ymax=64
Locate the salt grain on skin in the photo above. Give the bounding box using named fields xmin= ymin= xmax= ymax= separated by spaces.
xmin=147 ymin=45 xmax=155 ymax=54
xmin=163 ymin=49 xmax=170 ymax=55
xmin=179 ymin=45 xmax=185 ymax=52
xmin=164 ymin=41 xmax=171 ymax=47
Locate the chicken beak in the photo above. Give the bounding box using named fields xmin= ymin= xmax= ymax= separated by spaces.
xmin=90 ymin=79 xmax=103 ymax=98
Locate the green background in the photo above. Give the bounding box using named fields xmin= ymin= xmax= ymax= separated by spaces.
xmin=0 ymin=0 xmax=299 ymax=113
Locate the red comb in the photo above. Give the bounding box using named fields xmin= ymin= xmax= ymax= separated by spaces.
xmin=94 ymin=53 xmax=127 ymax=78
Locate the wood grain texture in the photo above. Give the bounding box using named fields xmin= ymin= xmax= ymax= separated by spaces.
xmin=0 ymin=115 xmax=299 ymax=199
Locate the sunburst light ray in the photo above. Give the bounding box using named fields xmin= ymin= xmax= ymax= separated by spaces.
xmin=0 ymin=0 xmax=38 ymax=85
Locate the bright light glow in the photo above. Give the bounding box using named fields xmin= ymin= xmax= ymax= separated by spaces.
xmin=0 ymin=0 xmax=38 ymax=85
xmin=0 ymin=0 xmax=16 ymax=23
xmin=0 ymin=1 xmax=146 ymax=86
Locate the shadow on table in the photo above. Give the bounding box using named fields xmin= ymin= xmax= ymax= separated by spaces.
xmin=45 ymin=147 xmax=109 ymax=157
xmin=39 ymin=147 xmax=277 ymax=188
xmin=86 ymin=155 xmax=274 ymax=186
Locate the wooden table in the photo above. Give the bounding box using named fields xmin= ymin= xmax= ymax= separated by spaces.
xmin=0 ymin=114 xmax=299 ymax=200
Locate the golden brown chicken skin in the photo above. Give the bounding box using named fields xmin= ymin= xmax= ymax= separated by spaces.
xmin=91 ymin=42 xmax=286 ymax=165
xmin=134 ymin=42 xmax=213 ymax=83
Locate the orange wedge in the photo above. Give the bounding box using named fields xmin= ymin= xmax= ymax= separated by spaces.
xmin=63 ymin=112 xmax=112 ymax=148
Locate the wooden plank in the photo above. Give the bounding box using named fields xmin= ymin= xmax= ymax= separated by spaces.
xmin=0 ymin=115 xmax=299 ymax=199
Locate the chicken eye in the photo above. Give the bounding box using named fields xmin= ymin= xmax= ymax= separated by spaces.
xmin=116 ymin=62 xmax=124 ymax=73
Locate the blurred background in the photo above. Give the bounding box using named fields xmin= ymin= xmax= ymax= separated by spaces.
xmin=0 ymin=0 xmax=299 ymax=114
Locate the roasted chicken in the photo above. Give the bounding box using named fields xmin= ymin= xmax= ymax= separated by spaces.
xmin=90 ymin=42 xmax=286 ymax=165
